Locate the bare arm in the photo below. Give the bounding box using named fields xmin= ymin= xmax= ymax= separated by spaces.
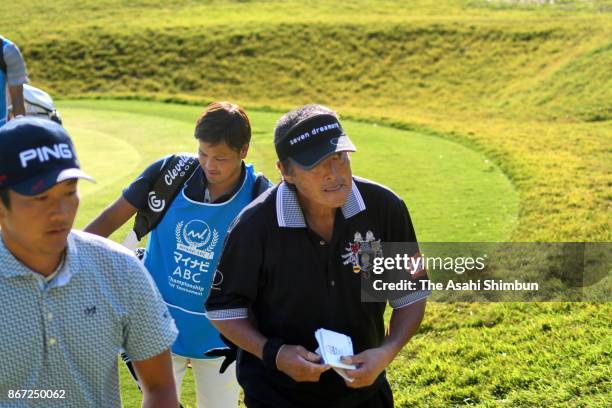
xmin=381 ymin=298 xmax=427 ymax=359
xmin=211 ymin=318 xmax=330 ymax=382
xmin=341 ymin=299 xmax=427 ymax=388
xmin=84 ymin=196 xmax=138 ymax=238
xmin=132 ymin=349 xmax=179 ymax=408
xmin=8 ymin=85 xmax=25 ymax=117
xmin=211 ymin=318 xmax=266 ymax=359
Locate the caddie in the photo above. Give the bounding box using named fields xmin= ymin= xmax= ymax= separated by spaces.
xmin=85 ymin=101 xmax=272 ymax=408
xmin=206 ymin=104 xmax=430 ymax=407
xmin=0 ymin=117 xmax=179 ymax=407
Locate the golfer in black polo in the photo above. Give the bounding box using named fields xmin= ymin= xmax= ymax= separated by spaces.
xmin=206 ymin=104 xmax=430 ymax=408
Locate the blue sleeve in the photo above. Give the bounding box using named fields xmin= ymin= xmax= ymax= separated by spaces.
xmin=3 ymin=42 xmax=29 ymax=85
xmin=122 ymin=156 xmax=171 ymax=210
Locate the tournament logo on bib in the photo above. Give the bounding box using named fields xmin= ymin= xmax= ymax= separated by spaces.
xmin=175 ymin=219 xmax=219 ymax=259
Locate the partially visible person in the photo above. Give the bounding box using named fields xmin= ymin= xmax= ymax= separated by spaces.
xmin=1 ymin=35 xmax=28 ymax=126
xmin=0 ymin=117 xmax=179 ymax=407
xmin=85 ymin=102 xmax=272 ymax=408
xmin=8 ymin=84 xmax=62 ymax=124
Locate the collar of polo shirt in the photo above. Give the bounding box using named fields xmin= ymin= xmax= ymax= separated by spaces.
xmin=0 ymin=231 xmax=76 ymax=287
xmin=275 ymin=179 xmax=366 ymax=228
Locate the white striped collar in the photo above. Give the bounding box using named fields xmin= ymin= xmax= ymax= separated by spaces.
xmin=276 ymin=179 xmax=366 ymax=228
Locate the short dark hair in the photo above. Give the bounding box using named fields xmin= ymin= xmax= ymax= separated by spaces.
xmin=194 ymin=102 xmax=251 ymax=152
xmin=0 ymin=187 xmax=10 ymax=209
xmin=279 ymin=158 xmax=294 ymax=176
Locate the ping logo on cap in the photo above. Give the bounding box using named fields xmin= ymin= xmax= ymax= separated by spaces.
xmin=19 ymin=143 xmax=73 ymax=168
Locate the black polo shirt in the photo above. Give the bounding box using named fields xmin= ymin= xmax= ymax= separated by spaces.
xmin=206 ymin=177 xmax=430 ymax=408
xmin=123 ymin=154 xmax=247 ymax=208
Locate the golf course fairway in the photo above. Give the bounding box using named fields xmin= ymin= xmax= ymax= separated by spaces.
xmin=58 ymin=99 xmax=517 ymax=244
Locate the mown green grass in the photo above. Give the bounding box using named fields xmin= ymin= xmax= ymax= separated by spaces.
xmin=62 ymin=99 xmax=517 ymax=242
xmin=2 ymin=0 xmax=610 ymax=406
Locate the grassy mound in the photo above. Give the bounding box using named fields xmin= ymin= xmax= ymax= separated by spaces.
xmin=4 ymin=1 xmax=609 ymax=242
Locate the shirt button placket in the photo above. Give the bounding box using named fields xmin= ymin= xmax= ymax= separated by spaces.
xmin=43 ymin=291 xmax=57 ymax=349
xmin=328 ymin=257 xmax=335 ymax=289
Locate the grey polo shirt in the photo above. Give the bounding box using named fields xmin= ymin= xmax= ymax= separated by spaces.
xmin=0 ymin=230 xmax=178 ymax=407
xmin=2 ymin=39 xmax=29 ymax=86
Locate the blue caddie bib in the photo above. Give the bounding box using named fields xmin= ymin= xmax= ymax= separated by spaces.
xmin=144 ymin=164 xmax=257 ymax=358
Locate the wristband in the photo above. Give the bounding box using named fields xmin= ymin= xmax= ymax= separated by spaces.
xmin=262 ymin=337 xmax=285 ymax=371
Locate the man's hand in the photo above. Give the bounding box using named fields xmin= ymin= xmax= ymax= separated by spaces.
xmin=204 ymin=334 xmax=238 ymax=373
xmin=341 ymin=347 xmax=392 ymax=389
xmin=340 ymin=299 xmax=428 ymax=388
xmin=203 ymin=346 xmax=236 ymax=373
xmin=276 ymin=345 xmax=330 ymax=382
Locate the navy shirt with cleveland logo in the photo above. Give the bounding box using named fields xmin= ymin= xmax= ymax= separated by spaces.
xmin=206 ymin=177 xmax=430 ymax=407
xmin=123 ymin=155 xmax=248 ymax=207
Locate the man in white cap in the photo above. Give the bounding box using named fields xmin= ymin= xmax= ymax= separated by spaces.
xmin=0 ymin=117 xmax=179 ymax=407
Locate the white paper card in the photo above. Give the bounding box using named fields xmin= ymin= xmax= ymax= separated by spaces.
xmin=315 ymin=347 xmax=355 ymax=382
xmin=314 ymin=328 xmax=357 ymax=370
